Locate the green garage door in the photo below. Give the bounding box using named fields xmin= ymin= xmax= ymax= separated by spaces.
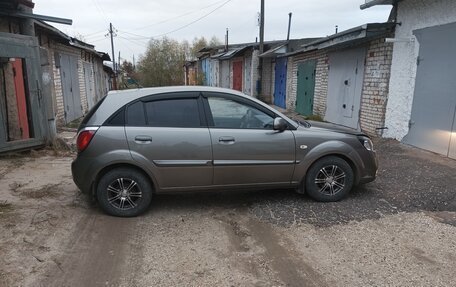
xmin=296 ymin=60 xmax=316 ymax=116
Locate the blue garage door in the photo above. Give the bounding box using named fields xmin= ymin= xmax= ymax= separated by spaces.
xmin=274 ymin=57 xmax=287 ymax=108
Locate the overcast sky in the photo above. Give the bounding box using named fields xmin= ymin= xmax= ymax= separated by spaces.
xmin=34 ymin=0 xmax=391 ymax=64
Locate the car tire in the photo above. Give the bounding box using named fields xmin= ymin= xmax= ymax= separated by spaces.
xmin=96 ymin=168 xmax=153 ymax=217
xmin=305 ymin=156 xmax=354 ymax=202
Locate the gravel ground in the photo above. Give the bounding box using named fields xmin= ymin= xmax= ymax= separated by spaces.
xmin=0 ymin=136 xmax=455 ymax=286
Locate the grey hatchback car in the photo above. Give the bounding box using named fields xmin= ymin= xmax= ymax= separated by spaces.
xmin=72 ymin=86 xmax=377 ymax=217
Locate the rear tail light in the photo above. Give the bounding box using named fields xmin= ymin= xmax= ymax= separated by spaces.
xmin=76 ymin=128 xmax=98 ymax=153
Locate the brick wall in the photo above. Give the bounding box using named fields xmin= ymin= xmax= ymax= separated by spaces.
xmin=250 ymin=50 xmax=260 ymax=98
xmin=287 ymin=51 xmax=328 ymax=116
xmin=260 ymin=58 xmax=273 ymax=103
xmin=50 ymin=50 xmax=64 ymax=125
xmin=285 ymin=38 xmax=393 ymax=136
xmin=50 ymin=42 xmax=90 ymax=126
xmin=359 ymin=38 xmax=394 ymax=136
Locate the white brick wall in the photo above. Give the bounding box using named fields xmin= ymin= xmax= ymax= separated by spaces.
xmin=286 ymin=37 xmax=393 ymax=137
xmin=383 ymin=0 xmax=456 ymax=139
xmin=287 ymin=51 xmax=328 ymax=115
xmin=360 ymin=37 xmax=394 ymax=136
xmin=50 ymin=42 xmax=90 ymax=126
xmin=50 ymin=50 xmax=64 ymax=125
xmin=249 ymin=50 xmax=260 ymax=98
xmin=260 ymin=58 xmax=274 ymax=103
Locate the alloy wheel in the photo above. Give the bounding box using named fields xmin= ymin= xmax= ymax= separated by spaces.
xmin=106 ymin=178 xmax=143 ymax=210
xmin=314 ymin=165 xmax=346 ymax=196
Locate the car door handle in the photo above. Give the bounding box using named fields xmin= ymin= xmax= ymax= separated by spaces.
xmin=135 ymin=135 xmax=152 ymax=144
xmin=219 ymin=136 xmax=235 ymax=144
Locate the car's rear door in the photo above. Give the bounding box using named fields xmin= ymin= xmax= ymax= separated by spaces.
xmin=125 ymin=92 xmax=213 ymax=190
xmin=202 ymin=92 xmax=295 ymax=187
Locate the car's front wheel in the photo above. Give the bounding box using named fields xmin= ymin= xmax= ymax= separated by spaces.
xmin=96 ymin=168 xmax=153 ymax=217
xmin=305 ymin=156 xmax=354 ymax=202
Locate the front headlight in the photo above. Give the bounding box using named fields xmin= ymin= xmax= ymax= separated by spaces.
xmin=359 ymin=137 xmax=374 ymax=151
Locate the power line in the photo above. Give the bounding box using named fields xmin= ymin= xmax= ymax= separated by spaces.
xmin=116 ymin=29 xmax=151 ymax=39
xmin=152 ymin=0 xmax=234 ymax=38
xmin=117 ymin=0 xmax=234 ymax=40
xmin=117 ymin=35 xmax=149 ymax=48
xmin=116 ymin=36 xmax=145 ymax=53
xmin=87 ymin=36 xmax=108 ymax=43
xmin=91 ymin=0 xmax=110 ymax=22
xmin=83 ymin=28 xmax=108 ymax=38
xmin=132 ymin=0 xmax=227 ymax=31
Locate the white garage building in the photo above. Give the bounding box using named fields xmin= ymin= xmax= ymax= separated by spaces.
xmin=362 ymin=0 xmax=456 ymax=159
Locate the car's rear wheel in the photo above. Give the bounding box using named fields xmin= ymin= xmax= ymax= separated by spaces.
xmin=96 ymin=168 xmax=152 ymax=217
xmin=305 ymin=156 xmax=354 ymax=202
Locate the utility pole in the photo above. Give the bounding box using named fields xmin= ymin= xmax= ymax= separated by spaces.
xmin=225 ymin=28 xmax=229 ymax=52
xmin=118 ymin=51 xmax=121 ymax=73
xmin=109 ymin=22 xmax=117 ymax=90
xmin=259 ymin=0 xmax=265 ymax=55
xmin=258 ymin=0 xmax=265 ymax=97
xmin=287 ymin=12 xmax=293 ymax=41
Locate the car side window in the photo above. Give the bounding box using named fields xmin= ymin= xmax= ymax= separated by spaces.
xmin=207 ymin=97 xmax=274 ymax=129
xmin=144 ymin=98 xmax=201 ymax=128
xmin=127 ymin=101 xmax=146 ymax=126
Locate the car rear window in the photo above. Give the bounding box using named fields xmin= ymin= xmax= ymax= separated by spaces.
xmin=79 ymin=96 xmax=106 ymax=131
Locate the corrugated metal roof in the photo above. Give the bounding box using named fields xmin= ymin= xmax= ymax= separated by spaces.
xmin=280 ymin=22 xmax=395 ymax=57
xmin=218 ymin=46 xmax=248 ymax=60
xmin=259 ymin=38 xmax=322 ymax=58
xmin=34 ymin=20 xmax=110 ymax=59
xmin=197 ymin=40 xmax=287 ymax=58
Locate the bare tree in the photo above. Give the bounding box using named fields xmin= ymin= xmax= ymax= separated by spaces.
xmin=136 ymin=36 xmax=222 ymax=87
xmin=137 ymin=37 xmax=186 ymax=87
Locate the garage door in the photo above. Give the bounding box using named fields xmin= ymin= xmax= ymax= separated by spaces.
xmin=0 ymin=34 xmax=47 ymax=153
xmin=326 ymin=47 xmax=366 ymax=129
xmin=403 ymin=22 xmax=456 ymax=159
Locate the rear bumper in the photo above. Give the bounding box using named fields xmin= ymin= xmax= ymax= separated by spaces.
xmin=71 ymin=156 xmax=93 ymax=193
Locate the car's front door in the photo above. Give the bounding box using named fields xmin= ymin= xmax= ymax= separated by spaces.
xmin=203 ymin=93 xmax=296 ymax=187
xmin=125 ymin=93 xmax=213 ymax=190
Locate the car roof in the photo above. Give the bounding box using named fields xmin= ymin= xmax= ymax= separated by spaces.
xmin=85 ymin=86 xmax=298 ymax=128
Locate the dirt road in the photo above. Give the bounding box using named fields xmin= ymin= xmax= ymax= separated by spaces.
xmin=1 ymin=139 xmax=456 ymax=287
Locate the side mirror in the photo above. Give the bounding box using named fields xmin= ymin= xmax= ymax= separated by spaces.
xmin=273 ymin=117 xmax=288 ymax=132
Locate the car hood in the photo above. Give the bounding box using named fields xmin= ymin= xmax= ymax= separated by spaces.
xmin=298 ymin=120 xmax=364 ymax=136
